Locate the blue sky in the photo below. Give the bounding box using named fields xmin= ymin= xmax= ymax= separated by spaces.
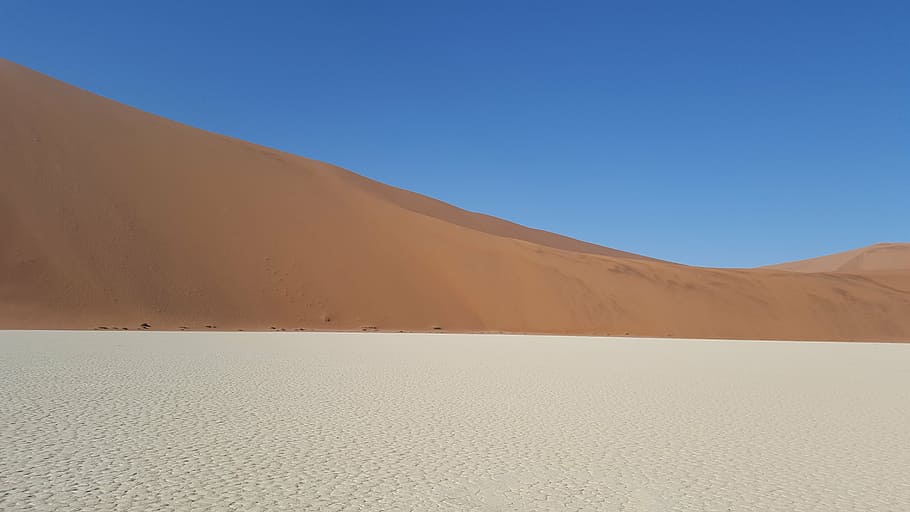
xmin=2 ymin=1 xmax=907 ymax=267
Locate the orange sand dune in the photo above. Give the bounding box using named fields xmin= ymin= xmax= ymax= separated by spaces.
xmin=2 ymin=59 xmax=909 ymax=340
xmin=764 ymin=243 xmax=910 ymax=273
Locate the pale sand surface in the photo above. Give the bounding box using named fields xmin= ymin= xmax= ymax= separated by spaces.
xmin=1 ymin=332 xmax=909 ymax=511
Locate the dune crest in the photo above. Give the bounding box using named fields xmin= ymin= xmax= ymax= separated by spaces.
xmin=1 ymin=59 xmax=909 ymax=340
xmin=765 ymin=243 xmax=910 ymax=273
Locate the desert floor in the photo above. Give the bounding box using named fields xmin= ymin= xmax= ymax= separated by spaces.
xmin=1 ymin=331 xmax=908 ymax=511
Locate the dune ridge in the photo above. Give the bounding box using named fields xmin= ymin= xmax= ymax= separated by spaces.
xmin=2 ymin=58 xmax=909 ymax=340
xmin=764 ymin=243 xmax=910 ymax=273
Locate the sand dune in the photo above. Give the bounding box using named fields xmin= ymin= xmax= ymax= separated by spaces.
xmin=3 ymin=331 xmax=909 ymax=510
xmin=2 ymin=58 xmax=909 ymax=340
xmin=765 ymin=243 xmax=910 ymax=273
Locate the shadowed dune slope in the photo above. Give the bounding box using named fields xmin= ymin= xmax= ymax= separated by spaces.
xmin=2 ymin=59 xmax=909 ymax=340
xmin=764 ymin=243 xmax=910 ymax=273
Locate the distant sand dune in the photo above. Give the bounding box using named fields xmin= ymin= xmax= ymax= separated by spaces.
xmin=764 ymin=243 xmax=910 ymax=273
xmin=1 ymin=58 xmax=909 ymax=340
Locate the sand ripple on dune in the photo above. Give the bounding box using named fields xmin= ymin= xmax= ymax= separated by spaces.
xmin=1 ymin=332 xmax=909 ymax=511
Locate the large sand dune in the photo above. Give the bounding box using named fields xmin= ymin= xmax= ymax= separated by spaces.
xmin=2 ymin=59 xmax=909 ymax=340
xmin=2 ymin=331 xmax=909 ymax=510
xmin=765 ymin=243 xmax=910 ymax=273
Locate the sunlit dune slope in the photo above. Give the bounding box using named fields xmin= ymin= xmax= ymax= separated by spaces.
xmin=765 ymin=243 xmax=910 ymax=273
xmin=2 ymin=59 xmax=909 ymax=340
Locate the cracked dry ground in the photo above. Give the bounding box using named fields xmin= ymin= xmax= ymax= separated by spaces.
xmin=1 ymin=332 xmax=908 ymax=511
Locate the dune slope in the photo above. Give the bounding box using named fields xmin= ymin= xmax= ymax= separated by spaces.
xmin=1 ymin=59 xmax=909 ymax=340
xmin=765 ymin=243 xmax=910 ymax=273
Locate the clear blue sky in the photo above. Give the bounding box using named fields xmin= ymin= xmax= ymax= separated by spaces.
xmin=2 ymin=1 xmax=907 ymax=267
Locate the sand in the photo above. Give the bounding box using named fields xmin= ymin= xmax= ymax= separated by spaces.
xmin=765 ymin=243 xmax=910 ymax=273
xmin=2 ymin=58 xmax=910 ymax=340
xmin=2 ymin=330 xmax=908 ymax=511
